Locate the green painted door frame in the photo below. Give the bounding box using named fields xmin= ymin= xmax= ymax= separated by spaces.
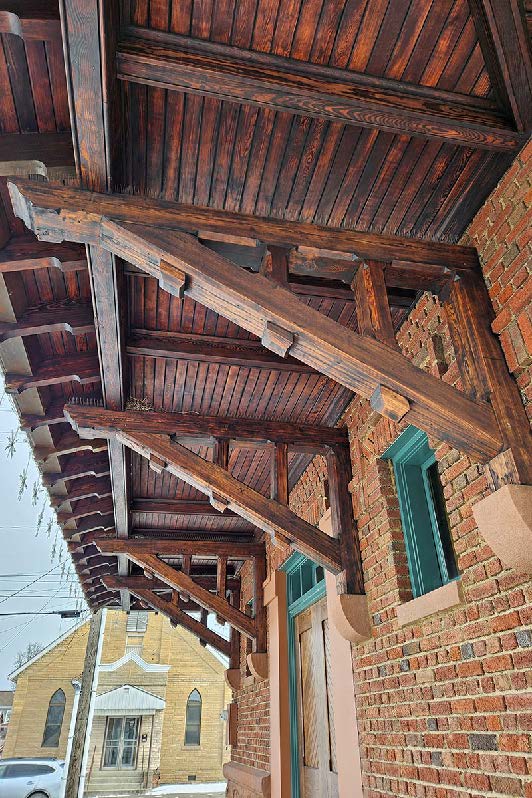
xmin=281 ymin=553 xmax=326 ymax=798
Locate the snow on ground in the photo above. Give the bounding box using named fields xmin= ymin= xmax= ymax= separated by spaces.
xmin=148 ymin=783 xmax=226 ymax=795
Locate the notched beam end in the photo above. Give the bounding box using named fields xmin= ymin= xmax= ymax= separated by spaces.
xmin=261 ymin=321 xmax=294 ymax=358
xmin=158 ymin=259 xmax=187 ymax=298
xmin=370 ymin=384 xmax=410 ymax=422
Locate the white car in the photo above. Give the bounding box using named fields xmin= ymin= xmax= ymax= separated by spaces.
xmin=0 ymin=759 xmax=64 ymax=798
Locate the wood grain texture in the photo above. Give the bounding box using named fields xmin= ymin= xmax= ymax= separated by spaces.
xmin=117 ymin=26 xmax=522 ymax=150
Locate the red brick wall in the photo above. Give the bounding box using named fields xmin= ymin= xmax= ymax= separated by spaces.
xmin=462 ymin=139 xmax=532 ymax=421
xmin=231 ymin=145 xmax=532 ymax=794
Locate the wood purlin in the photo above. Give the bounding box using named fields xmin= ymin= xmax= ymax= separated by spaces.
xmin=116 ymin=551 xmax=257 ymax=639
xmin=467 ymin=0 xmax=532 ymax=131
xmin=63 ymin=403 xmax=348 ymax=449
xmin=116 ymin=26 xmax=524 ymax=151
xmin=81 ymin=424 xmax=343 ymax=573
xmin=8 ymin=178 xmax=481 ymax=268
xmin=59 ymin=0 xmax=131 ymax=605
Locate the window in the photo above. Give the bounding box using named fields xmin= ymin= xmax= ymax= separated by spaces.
xmin=42 ymin=689 xmax=66 ymax=748
xmin=103 ymin=717 xmax=140 ymax=769
xmin=126 ymin=611 xmax=148 ymax=633
xmin=383 ymin=426 xmax=458 ymax=599
xmin=4 ymin=764 xmax=55 ymax=777
xmin=184 ymin=690 xmax=202 ymax=746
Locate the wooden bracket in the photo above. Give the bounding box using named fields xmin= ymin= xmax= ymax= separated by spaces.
xmin=149 ymin=454 xmax=167 ymax=473
xmin=158 ymin=259 xmax=186 ymax=298
xmin=261 ymin=321 xmax=294 ymax=357
xmin=370 ymin=385 xmax=410 ymax=422
xmin=210 ymin=491 xmax=231 ymax=513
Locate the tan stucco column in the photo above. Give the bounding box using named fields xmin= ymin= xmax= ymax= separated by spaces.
xmin=320 ymin=510 xmax=365 ymax=798
xmin=264 ymin=570 xmax=291 ymax=798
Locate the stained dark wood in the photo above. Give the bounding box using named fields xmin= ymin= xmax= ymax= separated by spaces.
xmin=5 ymin=353 xmax=100 ymax=393
xmin=0 ymin=299 xmax=94 ymax=341
xmin=0 ymin=235 xmax=86 ymax=272
xmin=327 ymin=444 xmax=364 ymax=595
xmin=113 ymin=551 xmax=257 ymax=638
xmin=468 ymin=0 xmax=532 ymax=130
xmin=9 ymin=178 xmax=481 ymax=268
xmin=352 ymin=261 xmax=397 ymax=347
xmin=64 ymin=404 xmax=348 ymax=448
xmin=443 ymin=271 xmax=532 ymax=484
xmin=132 ymin=498 xmax=237 ymax=516
xmin=97 ymin=536 xmax=263 ymax=558
xmin=0 ymin=132 xmax=74 ymax=166
xmin=117 ymin=26 xmax=521 ymax=150
xmin=127 ymin=329 xmax=318 ymax=372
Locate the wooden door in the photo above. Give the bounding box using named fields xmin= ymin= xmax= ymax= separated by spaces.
xmin=295 ymin=597 xmax=338 ymax=798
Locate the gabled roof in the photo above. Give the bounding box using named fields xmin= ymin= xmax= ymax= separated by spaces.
xmin=8 ymin=619 xmax=88 ymax=681
xmin=94 ymin=685 xmax=165 ymax=715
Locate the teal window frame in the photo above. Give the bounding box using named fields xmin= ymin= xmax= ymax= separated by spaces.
xmin=281 ymin=552 xmax=326 ymax=798
xmin=383 ymin=426 xmax=458 ymax=599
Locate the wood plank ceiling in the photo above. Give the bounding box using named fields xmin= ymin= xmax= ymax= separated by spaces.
xmin=0 ymin=0 xmax=530 ymax=616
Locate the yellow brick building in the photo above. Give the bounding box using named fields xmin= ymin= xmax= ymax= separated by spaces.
xmin=3 ymin=611 xmax=231 ymax=790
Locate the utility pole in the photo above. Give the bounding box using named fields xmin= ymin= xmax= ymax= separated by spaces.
xmin=65 ymin=609 xmax=105 ymax=798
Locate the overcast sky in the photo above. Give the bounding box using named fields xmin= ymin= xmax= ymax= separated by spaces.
xmin=0 ymin=384 xmax=88 ymax=690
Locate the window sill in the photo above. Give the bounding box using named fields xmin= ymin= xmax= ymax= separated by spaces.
xmin=396 ymin=579 xmax=463 ymax=627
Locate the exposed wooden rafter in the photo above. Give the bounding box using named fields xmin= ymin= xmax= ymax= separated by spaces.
xmin=116 ymin=26 xmax=523 ymax=151
xmin=0 ymin=300 xmax=94 ymax=342
xmin=0 ymin=2 xmax=61 ymax=41
xmin=64 ymin=404 xmax=347 ymax=450
xmin=8 ymin=178 xmax=480 ymax=269
xmin=127 ymin=330 xmax=317 ymax=373
xmin=11 ymin=184 xmax=503 ymax=461
xmin=468 ymin=0 xmax=532 ymax=131
xmin=98 ymin=536 xmax=265 ymax=561
xmin=105 ymin=552 xmax=257 ymax=639
xmin=0 ymin=236 xmax=86 ymax=274
xmin=5 ymin=354 xmax=100 ymax=394
xmin=66 ymin=412 xmax=343 ymax=572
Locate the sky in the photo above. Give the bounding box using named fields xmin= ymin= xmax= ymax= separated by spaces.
xmin=0 ymin=382 xmax=88 ymax=690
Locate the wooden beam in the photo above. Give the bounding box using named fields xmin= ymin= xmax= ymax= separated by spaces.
xmin=0 ymin=300 xmax=94 ymax=342
xmin=64 ymin=403 xmax=348 ymax=449
xmin=64 ymin=496 xmax=114 ymax=520
xmin=14 ymin=189 xmax=504 ymax=460
xmin=50 ymin=477 xmax=112 ymax=506
xmin=5 ymin=354 xmax=100 ymax=393
xmin=0 ymin=236 xmax=86 ymax=273
xmin=216 ymin=555 xmax=228 ymax=625
xmin=21 ymin=401 xmax=68 ymax=431
xmin=468 ymin=0 xmax=532 ymax=131
xmin=41 ymin=453 xmax=110 ymax=486
xmin=96 ymin=537 xmax=264 ymax=560
xmin=98 ymin=573 xmax=240 ymax=592
xmin=131 ymin=498 xmax=237 ymax=516
xmin=327 ymin=445 xmax=364 ymax=595
xmin=33 ymin=432 xmax=107 ymax=462
xmin=127 ymin=266 xmax=416 ymax=308
xmin=115 ymin=552 xmax=257 ymax=639
xmin=0 ymin=2 xmax=61 ymax=40
xmin=65 ymin=514 xmax=115 ymax=536
xmin=253 ymin=553 xmax=267 ymax=653
xmin=127 ymin=329 xmax=316 ymax=373
xmin=0 ymin=133 xmax=74 ymax=172
xmin=116 ymin=26 xmax=523 ymax=151
xmin=94 ymin=428 xmax=343 ymax=573
xmin=8 ymin=178 xmax=481 ymax=269
xmin=120 ymin=586 xmax=232 ymax=656
xmin=352 ymin=262 xmax=397 ymax=348
xmin=270 ymin=442 xmax=291 ymax=547
xmin=60 ymin=0 xmax=130 ymax=610
xmin=442 ymin=271 xmax=532 ymax=485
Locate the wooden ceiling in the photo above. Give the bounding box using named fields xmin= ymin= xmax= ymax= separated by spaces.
xmin=0 ymin=0 xmax=531 ymax=622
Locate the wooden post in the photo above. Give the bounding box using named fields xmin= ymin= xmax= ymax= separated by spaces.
xmin=253 ymin=553 xmax=267 ymax=653
xmin=327 ymin=445 xmax=365 ymax=595
xmin=270 ymin=442 xmax=291 ymax=547
xmin=65 ymin=609 xmax=104 ymax=798
xmin=216 ymin=555 xmax=228 ymax=625
xmin=352 ymin=260 xmax=398 ymax=348
xmin=442 ymin=271 xmax=532 ymax=487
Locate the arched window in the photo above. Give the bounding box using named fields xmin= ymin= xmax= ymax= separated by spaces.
xmin=42 ymin=689 xmax=66 ymax=748
xmin=184 ymin=689 xmax=202 ymax=746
